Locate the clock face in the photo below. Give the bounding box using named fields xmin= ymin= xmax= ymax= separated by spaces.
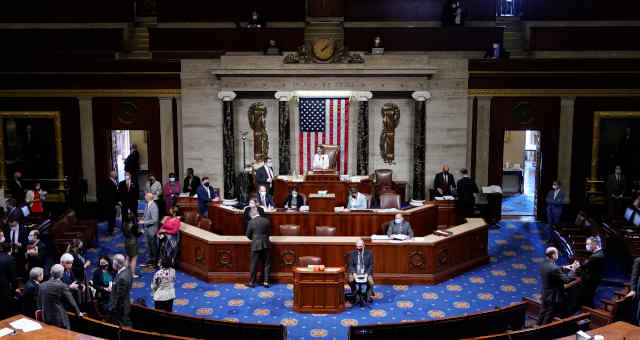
xmin=312 ymin=39 xmax=335 ymax=61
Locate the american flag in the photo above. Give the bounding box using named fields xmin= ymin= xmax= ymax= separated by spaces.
xmin=299 ymin=97 xmax=350 ymax=175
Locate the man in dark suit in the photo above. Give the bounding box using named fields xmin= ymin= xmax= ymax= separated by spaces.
xmin=118 ymin=171 xmax=139 ymax=223
xmin=386 ymin=213 xmax=414 ymax=239
xmin=124 ymin=144 xmax=140 ymax=181
xmin=606 ymin=165 xmax=626 ymax=218
xmin=545 ymin=180 xmax=565 ymax=227
xmin=5 ymin=198 xmax=22 ymax=226
xmin=257 ymin=185 xmax=275 ymax=209
xmin=0 ymin=242 xmax=16 ymax=319
xmin=255 ymin=157 xmax=275 ymax=195
xmin=567 ymin=237 xmax=605 ymax=308
xmin=8 ymin=171 xmax=25 ymax=205
xmin=347 ymin=239 xmax=375 ymax=302
xmin=196 ymin=177 xmax=219 ymax=217
xmin=109 ymin=254 xmax=132 ymax=327
xmin=282 ymin=186 xmax=304 ymax=210
xmin=243 ymin=197 xmax=265 ymax=234
xmin=26 ymin=230 xmax=47 ymax=274
xmin=538 ymin=247 xmax=573 ymax=325
xmin=22 ymin=266 xmax=43 ymax=318
xmin=245 ymin=209 xmax=271 ymax=288
xmin=39 ymin=264 xmax=82 ymax=329
xmin=4 ymin=220 xmax=28 ymax=278
xmin=433 ymin=164 xmax=456 ymax=197
xmin=183 ymin=168 xmax=201 ymax=196
xmin=101 ymin=171 xmax=119 ymax=235
xmin=456 ymin=168 xmax=479 ymax=218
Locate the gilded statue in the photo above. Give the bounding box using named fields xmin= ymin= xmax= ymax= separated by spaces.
xmin=380 ymin=103 xmax=400 ymax=164
xmin=248 ymin=102 xmax=269 ymax=163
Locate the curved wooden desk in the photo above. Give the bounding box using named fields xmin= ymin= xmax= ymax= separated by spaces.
xmin=178 ymin=218 xmax=488 ymax=285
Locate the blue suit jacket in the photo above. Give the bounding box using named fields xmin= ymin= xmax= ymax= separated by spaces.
xmin=196 ymin=185 xmax=216 ymax=213
xmin=546 ymin=189 xmax=564 ymax=215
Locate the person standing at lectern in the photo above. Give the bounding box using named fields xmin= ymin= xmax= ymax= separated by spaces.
xmin=283 ymin=187 xmax=304 ymax=210
xmin=386 ymin=213 xmax=414 ymax=239
xmin=196 ymin=177 xmax=219 ymax=217
xmin=433 ymin=165 xmax=456 ymax=197
xmin=257 ymin=185 xmax=275 ymax=209
xmin=456 ymin=168 xmax=479 ymax=218
xmin=256 ymin=157 xmax=275 ymax=195
xmin=246 ymin=209 xmax=271 ymax=288
xmin=347 ymin=187 xmax=368 ymax=210
xmin=347 ymin=239 xmax=375 ymax=302
xmin=312 ymin=146 xmax=330 ymax=170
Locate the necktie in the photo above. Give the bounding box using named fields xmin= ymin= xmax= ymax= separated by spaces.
xmin=617 ymin=175 xmax=620 ymax=185
xmin=444 ymin=174 xmax=447 ymax=185
xmin=11 ymin=229 xmax=17 ymax=244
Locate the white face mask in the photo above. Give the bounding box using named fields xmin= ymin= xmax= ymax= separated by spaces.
xmin=125 ymin=176 xmax=130 ymax=181
xmin=292 ymin=193 xmax=297 ymax=197
xmin=260 ymin=192 xmax=266 ymax=196
xmin=249 ymin=203 xmax=256 ymax=208
xmin=252 ymin=15 xmax=257 ymax=20
xmin=169 ymin=177 xmax=175 ymax=182
xmin=395 ymin=219 xmax=402 ymax=224
xmin=267 ymin=162 xmax=272 ymax=168
xmin=553 ymin=185 xmax=558 ymax=190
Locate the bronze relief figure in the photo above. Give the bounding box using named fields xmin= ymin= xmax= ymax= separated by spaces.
xmin=380 ymin=103 xmax=400 ymax=164
xmin=248 ymin=102 xmax=269 ymax=163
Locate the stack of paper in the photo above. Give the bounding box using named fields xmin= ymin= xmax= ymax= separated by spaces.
xmin=9 ymin=318 xmax=42 ymax=333
xmin=371 ymin=234 xmax=390 ymax=241
xmin=0 ymin=328 xmax=14 ymax=338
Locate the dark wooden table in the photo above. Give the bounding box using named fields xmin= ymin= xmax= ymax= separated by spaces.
xmin=554 ymin=321 xmax=640 ymax=340
xmin=0 ymin=315 xmax=104 ymax=340
xmin=308 ymin=193 xmax=336 ymax=212
xmin=293 ymin=267 xmax=345 ymax=313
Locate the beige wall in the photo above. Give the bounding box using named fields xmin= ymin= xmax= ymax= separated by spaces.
xmin=502 ymin=130 xmax=525 ymax=169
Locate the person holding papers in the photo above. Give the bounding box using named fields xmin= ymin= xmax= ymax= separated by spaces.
xmin=347 ymin=239 xmax=375 ymax=303
xmin=386 ymin=213 xmax=414 ymax=239
xmin=347 ymin=187 xmax=368 ymax=209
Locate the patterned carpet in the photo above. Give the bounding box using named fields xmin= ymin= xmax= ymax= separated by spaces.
xmin=502 ymin=194 xmax=535 ymax=216
xmin=83 ymin=220 xmax=617 ymax=340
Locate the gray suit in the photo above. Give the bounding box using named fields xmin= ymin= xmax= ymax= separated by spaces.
xmin=246 ymin=216 xmax=272 ymax=284
xmin=39 ymin=278 xmax=81 ymax=330
xmin=143 ymin=200 xmax=159 ymax=263
xmin=110 ymin=267 xmax=132 ymax=327
xmin=386 ymin=221 xmax=414 ymax=238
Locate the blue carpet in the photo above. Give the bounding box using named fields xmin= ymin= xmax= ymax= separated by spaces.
xmin=83 ymin=220 xmax=618 ymax=340
xmin=501 ymin=194 xmax=535 ymax=216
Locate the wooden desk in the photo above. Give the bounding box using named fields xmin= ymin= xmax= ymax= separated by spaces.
xmin=554 ymin=321 xmax=640 ymax=339
xmin=274 ymin=177 xmax=372 ymax=207
xmin=178 ymin=218 xmax=488 ymax=285
xmin=308 ymin=193 xmax=336 ymax=212
xmin=435 ymin=199 xmax=459 ymax=228
xmin=0 ymin=315 xmax=104 ymax=340
xmin=293 ymin=267 xmax=345 ymax=313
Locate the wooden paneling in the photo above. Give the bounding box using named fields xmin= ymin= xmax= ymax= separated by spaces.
xmin=523 ymin=0 xmax=640 ymax=20
xmin=530 ymin=27 xmax=640 ymax=51
xmin=150 ymin=28 xmax=304 ymax=52
xmin=344 ymin=27 xmax=503 ymax=51
xmin=469 ymin=58 xmax=640 ymax=73
xmin=293 ymin=268 xmax=345 ymax=313
xmin=0 ymin=29 xmax=123 ymax=57
xmin=156 ymin=0 xmax=305 ymax=22
xmin=344 ymin=0 xmax=496 ymax=21
xmin=307 ymin=0 xmax=345 ymax=18
xmin=0 ymin=1 xmax=130 ymax=22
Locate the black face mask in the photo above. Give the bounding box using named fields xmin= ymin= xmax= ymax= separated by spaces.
xmin=100 ymin=263 xmax=108 ymax=269
xmin=204 ymin=183 xmax=210 ymax=187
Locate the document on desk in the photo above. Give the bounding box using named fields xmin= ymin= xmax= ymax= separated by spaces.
xmin=9 ymin=318 xmax=42 ymax=333
xmin=0 ymin=328 xmax=13 ymax=338
xmin=371 ymin=234 xmax=390 ymax=241
xmin=324 ymin=267 xmax=342 ymax=272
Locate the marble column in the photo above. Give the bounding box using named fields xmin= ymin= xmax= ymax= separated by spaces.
xmin=78 ymin=97 xmax=96 ymax=201
xmin=558 ymin=96 xmax=575 ymax=203
xmin=475 ymin=97 xmax=492 ymax=187
xmin=275 ymin=91 xmax=293 ymax=175
xmin=355 ymin=91 xmax=373 ymax=176
xmin=411 ymin=91 xmax=431 ymax=202
xmin=175 ymin=96 xmax=184 ymax=178
xmin=159 ymin=97 xmax=175 ymax=182
xmin=218 ymin=91 xmax=237 ymax=201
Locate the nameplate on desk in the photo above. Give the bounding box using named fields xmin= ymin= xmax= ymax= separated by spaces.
xmin=434 ymin=230 xmax=453 ymax=237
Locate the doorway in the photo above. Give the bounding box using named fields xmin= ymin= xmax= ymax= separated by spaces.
xmin=111 ymin=130 xmax=150 ymax=183
xmin=501 ymin=130 xmax=541 ymax=216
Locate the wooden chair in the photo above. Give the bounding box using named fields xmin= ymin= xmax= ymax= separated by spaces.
xmin=379 ymin=192 xmax=401 ymax=209
xmin=182 ymin=211 xmax=201 ymax=226
xmin=581 ymin=294 xmax=635 ymax=328
xmin=279 ymin=224 xmax=300 ymax=236
xmin=298 ymin=256 xmax=322 ymax=265
xmin=197 ymin=218 xmax=212 ymax=232
xmin=315 ymin=226 xmax=336 ymax=236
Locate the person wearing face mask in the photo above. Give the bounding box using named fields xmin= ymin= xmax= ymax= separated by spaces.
xmin=545 ymin=181 xmax=564 ymax=229
xmin=22 ymin=267 xmax=43 ymax=318
xmin=59 ymin=253 xmax=81 ymax=294
xmin=196 ymin=177 xmax=219 ymax=217
xmin=146 ymin=174 xmax=164 ymax=216
xmin=67 ymin=240 xmax=91 ymax=306
xmin=118 ymin=171 xmax=139 ymax=223
xmin=124 ymin=144 xmax=140 ymax=182
xmin=565 ymin=237 xmax=604 ymax=309
xmin=537 ymin=247 xmax=572 ymax=325
xmin=433 ymin=164 xmax=456 ymax=197
xmin=347 ymin=187 xmax=368 ymax=210
xmin=386 ymin=213 xmax=414 ymax=239
xmin=243 ymin=197 xmax=265 ymax=234
xmin=102 ymin=171 xmax=120 ymax=236
xmin=4 ymin=219 xmax=27 ymax=277
xmin=257 ymin=185 xmax=275 ymax=209
xmin=109 ymin=254 xmax=132 ymax=327
xmin=25 ymin=182 xmax=46 ymax=215
xmin=245 ymin=208 xmax=272 ymax=288
xmin=606 ymin=165 xmax=626 ymax=218
xmin=26 ymin=230 xmax=47 ymax=274
xmin=347 ymin=239 xmax=375 ymax=304
xmin=283 ymin=187 xmax=304 ymax=210
xmin=183 ymin=168 xmax=201 ymax=196
xmin=92 ymin=256 xmax=114 ymax=315
xmin=247 ymin=10 xmax=265 ymax=28
xmin=164 ymin=172 xmax=181 ymax=214
xmin=255 ymin=157 xmax=275 ymax=196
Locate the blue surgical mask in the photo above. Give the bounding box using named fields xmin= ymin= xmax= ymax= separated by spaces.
xmin=585 ymin=244 xmax=591 ymax=252
xmin=395 ymin=219 xmax=402 ymax=224
xmin=28 ymin=236 xmax=35 ymax=243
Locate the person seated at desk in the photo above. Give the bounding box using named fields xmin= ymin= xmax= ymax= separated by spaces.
xmin=283 ymin=186 xmax=304 ymax=210
xmin=243 ymin=197 xmax=265 ymax=234
xmin=347 ymin=239 xmax=375 ymax=302
xmin=257 ymin=185 xmax=275 ymax=209
xmin=386 ymin=213 xmax=414 ymax=239
xmin=347 ymin=187 xmax=368 ymax=210
xmin=196 ymin=177 xmax=219 ymax=217
xmin=433 ymin=164 xmax=456 ymax=197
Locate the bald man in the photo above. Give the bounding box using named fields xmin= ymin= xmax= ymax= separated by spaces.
xmin=538 ymin=247 xmax=572 ymax=325
xmin=140 ymin=192 xmax=159 ymax=267
xmin=433 ymin=164 xmax=456 ymax=197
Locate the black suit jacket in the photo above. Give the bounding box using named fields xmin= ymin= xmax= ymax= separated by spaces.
xmin=386 ymin=221 xmax=414 ymax=238
xmin=283 ymin=194 xmax=304 ymax=210
xmin=631 ymin=257 xmax=640 ymax=294
xmin=26 ymin=240 xmax=47 ymax=272
xmin=124 ymin=150 xmax=140 ymax=175
xmin=257 ymin=193 xmax=275 ymax=208
xmin=580 ymin=249 xmax=605 ymax=289
xmin=183 ymin=175 xmax=201 ymax=196
xmin=246 ymin=216 xmax=272 ymax=252
xmin=433 ymin=172 xmax=456 ymax=196
xmin=8 ymin=178 xmax=25 ymax=204
xmin=118 ymin=180 xmax=139 ymax=210
xmin=4 ymin=225 xmax=28 ymax=256
xmin=540 ymin=259 xmax=571 ymax=305
xmin=22 ymin=279 xmax=40 ymax=318
xmin=255 ymin=165 xmax=274 ymax=193
xmin=6 ymin=207 xmax=23 ymax=224
xmin=110 ymin=268 xmax=132 ymax=325
xmin=348 ymin=249 xmax=374 ymax=275
xmin=39 ymin=278 xmax=80 ymax=330
xmin=0 ymin=253 xmax=16 ymax=304
xmin=607 ymin=173 xmax=626 ymax=197
xmin=456 ymin=177 xmax=479 ymax=204
xmin=243 ymin=206 xmax=265 ymax=234
xmin=101 ymin=178 xmax=119 ymax=215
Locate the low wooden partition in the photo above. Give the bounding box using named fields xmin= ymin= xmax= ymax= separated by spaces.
xmin=178 ymin=218 xmax=488 ymax=285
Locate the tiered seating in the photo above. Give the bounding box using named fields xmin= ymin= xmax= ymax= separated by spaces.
xmin=581 ymin=293 xmax=635 ymax=328
xmin=49 ymin=209 xmax=97 ymax=255
xmin=462 ymin=313 xmax=590 ymax=340
xmin=348 ymin=300 xmax=529 ymax=340
xmin=67 ymin=312 xmax=199 ymax=340
xmin=553 ymin=211 xmax=602 ymax=261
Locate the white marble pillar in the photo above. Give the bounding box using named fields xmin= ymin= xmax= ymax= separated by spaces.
xmin=475 ymin=97 xmax=492 ymax=187
xmin=558 ymin=96 xmax=575 ymax=203
xmin=159 ymin=97 xmax=175 ymax=182
xmin=78 ymin=97 xmax=97 ymax=201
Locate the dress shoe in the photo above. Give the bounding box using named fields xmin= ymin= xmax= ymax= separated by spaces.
xmin=248 ymin=282 xmax=255 ymax=288
xmin=263 ymin=282 xmax=270 ymax=288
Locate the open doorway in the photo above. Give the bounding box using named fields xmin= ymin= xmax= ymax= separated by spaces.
xmin=501 ymin=130 xmax=541 ymax=216
xmin=111 ymin=130 xmax=150 ymax=183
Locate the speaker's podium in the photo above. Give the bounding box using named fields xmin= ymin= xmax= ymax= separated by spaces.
xmin=308 ymin=193 xmax=337 ymax=212
xmin=293 ymin=266 xmax=345 ymax=313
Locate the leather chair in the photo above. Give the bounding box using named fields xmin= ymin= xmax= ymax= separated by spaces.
xmin=375 ymin=169 xmax=395 ymax=195
xmin=197 ymin=218 xmax=212 ymax=232
xmin=315 ymin=226 xmax=336 ymax=236
xmin=364 ymin=194 xmax=372 ymax=209
xmin=182 ymin=211 xmax=201 ymax=226
xmin=379 ymin=192 xmax=401 ymax=209
xmin=64 ymin=210 xmax=97 ymax=243
xmin=298 ymin=256 xmax=322 ymax=266
xmin=279 ymin=224 xmax=301 ymax=236
xmin=318 ymin=144 xmax=340 ymax=170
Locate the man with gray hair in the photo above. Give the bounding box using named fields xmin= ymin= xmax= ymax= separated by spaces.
xmin=110 ymin=254 xmax=132 ymax=327
xmin=39 ymin=264 xmax=82 ymax=329
xmin=22 ymin=267 xmax=43 ymax=318
xmin=245 ymin=208 xmax=271 ymax=288
xmin=537 ymin=247 xmax=572 ymax=325
xmin=140 ymin=192 xmax=160 ymax=267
